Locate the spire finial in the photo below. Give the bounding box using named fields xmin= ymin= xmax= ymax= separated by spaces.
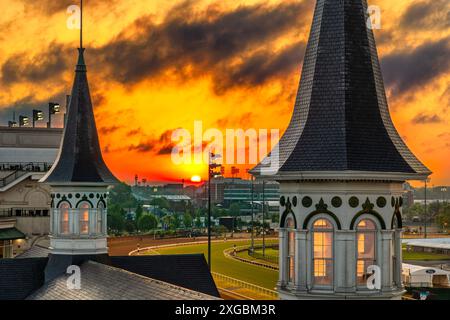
xmin=80 ymin=0 xmax=83 ymax=49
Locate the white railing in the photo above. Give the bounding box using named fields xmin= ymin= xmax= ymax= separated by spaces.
xmin=212 ymin=272 xmax=278 ymax=300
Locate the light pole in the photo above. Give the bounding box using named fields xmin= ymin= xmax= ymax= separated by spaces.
xmin=47 ymin=103 xmax=61 ymax=128
xmin=32 ymin=109 xmax=44 ymax=128
xmin=262 ymin=179 xmax=266 ymax=257
xmin=208 ymin=152 xmax=221 ymax=270
xmin=424 ymin=178 xmax=430 ymax=238
xmin=250 ymin=175 xmax=255 ymax=254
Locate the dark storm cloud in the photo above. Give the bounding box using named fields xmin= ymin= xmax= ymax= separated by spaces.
xmin=412 ymin=113 xmax=443 ymax=124
xmin=128 ymin=129 xmax=178 ymax=155
xmin=20 ymin=0 xmax=120 ymax=16
xmin=1 ymin=43 xmax=69 ymax=84
xmin=1 ymin=1 xmax=310 ymax=95
xmin=381 ymin=37 xmax=450 ymax=95
xmin=213 ymin=41 xmax=305 ymax=94
xmin=95 ymin=0 xmax=310 ymax=93
xmin=98 ymin=125 xmax=121 ymax=135
xmin=399 ymin=0 xmax=450 ymax=30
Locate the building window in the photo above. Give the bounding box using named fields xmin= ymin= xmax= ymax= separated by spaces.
xmin=59 ymin=202 xmax=70 ymax=235
xmin=312 ymin=219 xmax=333 ymax=287
xmin=97 ymin=201 xmax=105 ymax=234
xmin=356 ymin=219 xmax=377 ymax=286
xmin=285 ymin=215 xmax=295 ymax=284
xmin=79 ymin=202 xmax=90 ymax=235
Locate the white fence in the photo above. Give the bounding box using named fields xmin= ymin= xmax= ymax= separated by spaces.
xmin=212 ymin=272 xmax=278 ymax=300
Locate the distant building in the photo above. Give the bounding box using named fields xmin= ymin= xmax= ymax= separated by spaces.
xmin=0 ymin=126 xmax=62 ymax=256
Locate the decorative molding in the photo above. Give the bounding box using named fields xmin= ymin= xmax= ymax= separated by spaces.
xmin=362 ymin=197 xmax=375 ymax=212
xmin=331 ymin=196 xmax=342 ymax=208
xmin=292 ymin=196 xmax=298 ymax=207
xmin=280 ymin=196 xmax=286 ymax=206
xmin=315 ymin=198 xmax=328 ymax=212
xmin=349 ymin=196 xmax=359 ymax=208
xmin=377 ymin=196 xmax=387 ymax=208
xmin=302 ymin=196 xmax=313 ymax=208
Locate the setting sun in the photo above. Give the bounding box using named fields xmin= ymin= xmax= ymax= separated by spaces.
xmin=190 ymin=175 xmax=202 ymax=183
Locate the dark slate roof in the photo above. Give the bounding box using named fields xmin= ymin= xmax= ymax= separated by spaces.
xmin=16 ymin=245 xmax=51 ymax=259
xmin=111 ymin=254 xmax=220 ymax=298
xmin=0 ymin=258 xmax=47 ymax=300
xmin=43 ymin=253 xmax=112 ymax=282
xmin=28 ymin=261 xmax=219 ymax=300
xmin=41 ymin=48 xmax=118 ymax=185
xmin=0 ymin=227 xmax=26 ymax=240
xmin=253 ymin=0 xmax=430 ymax=179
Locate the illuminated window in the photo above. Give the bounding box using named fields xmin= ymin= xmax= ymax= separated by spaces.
xmin=97 ymin=201 xmax=105 ymax=234
xmin=312 ymin=219 xmax=333 ymax=287
xmin=59 ymin=202 xmax=70 ymax=234
xmin=286 ymin=215 xmax=295 ymax=284
xmin=79 ymin=202 xmax=90 ymax=235
xmin=356 ymin=219 xmax=377 ymax=286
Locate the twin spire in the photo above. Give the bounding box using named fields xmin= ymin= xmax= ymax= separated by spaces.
xmin=41 ymin=0 xmax=118 ymax=185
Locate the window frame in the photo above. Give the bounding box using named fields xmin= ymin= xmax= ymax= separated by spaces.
xmin=78 ymin=201 xmax=91 ymax=235
xmin=285 ymin=214 xmax=296 ymax=285
xmin=310 ymin=217 xmax=335 ymax=290
xmin=355 ymin=218 xmax=378 ymax=289
xmin=58 ymin=201 xmax=71 ymax=235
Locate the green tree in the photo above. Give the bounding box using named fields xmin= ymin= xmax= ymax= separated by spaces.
xmin=150 ymin=197 xmax=170 ymax=210
xmin=195 ymin=216 xmax=203 ymax=228
xmin=229 ymin=203 xmax=241 ymax=216
xmin=108 ymin=182 xmax=138 ymax=208
xmin=124 ymin=220 xmax=136 ymax=234
xmin=135 ymin=204 xmax=144 ymax=222
xmin=138 ymin=214 xmax=158 ymax=232
xmin=183 ymin=212 xmax=193 ymax=229
xmin=108 ymin=211 xmax=125 ymax=233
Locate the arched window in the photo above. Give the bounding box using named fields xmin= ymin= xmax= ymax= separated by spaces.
xmin=79 ymin=202 xmax=90 ymax=235
xmin=97 ymin=201 xmax=105 ymax=234
xmin=59 ymin=202 xmax=70 ymax=235
xmin=356 ymin=219 xmax=377 ymax=286
xmin=312 ymin=219 xmax=333 ymax=287
xmin=285 ymin=215 xmax=295 ymax=284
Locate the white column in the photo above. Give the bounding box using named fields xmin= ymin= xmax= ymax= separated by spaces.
xmin=380 ymin=230 xmax=393 ymax=292
xmin=335 ymin=230 xmax=357 ymax=293
xmin=103 ymin=208 xmax=108 ymax=236
xmin=294 ymin=230 xmax=308 ymax=293
xmin=278 ymin=228 xmax=288 ymax=288
xmin=394 ymin=229 xmax=403 ymax=288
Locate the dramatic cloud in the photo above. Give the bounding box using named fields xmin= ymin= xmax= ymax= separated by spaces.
xmin=96 ymin=1 xmax=310 ymax=93
xmin=1 ymin=43 xmax=69 ymax=84
xmin=212 ymin=41 xmax=305 ymax=94
xmin=381 ymin=37 xmax=450 ymax=94
xmin=399 ymin=0 xmax=450 ymax=30
xmin=128 ymin=129 xmax=178 ymax=155
xmin=412 ymin=113 xmax=443 ymax=124
xmin=98 ymin=125 xmax=121 ymax=135
xmin=19 ymin=0 xmax=120 ymax=16
xmin=1 ymin=1 xmax=310 ymax=96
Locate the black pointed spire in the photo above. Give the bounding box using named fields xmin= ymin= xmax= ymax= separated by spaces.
xmin=253 ymin=0 xmax=430 ymax=180
xmin=42 ymin=0 xmax=118 ymax=185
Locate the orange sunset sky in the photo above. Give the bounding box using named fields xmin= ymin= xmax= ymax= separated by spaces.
xmin=0 ymin=0 xmax=449 ymax=185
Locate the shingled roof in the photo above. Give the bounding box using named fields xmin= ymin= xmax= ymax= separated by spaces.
xmin=28 ymin=261 xmax=219 ymax=300
xmin=40 ymin=48 xmax=118 ymax=185
xmin=252 ymin=0 xmax=430 ymax=181
xmin=111 ymin=255 xmax=220 ymax=297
